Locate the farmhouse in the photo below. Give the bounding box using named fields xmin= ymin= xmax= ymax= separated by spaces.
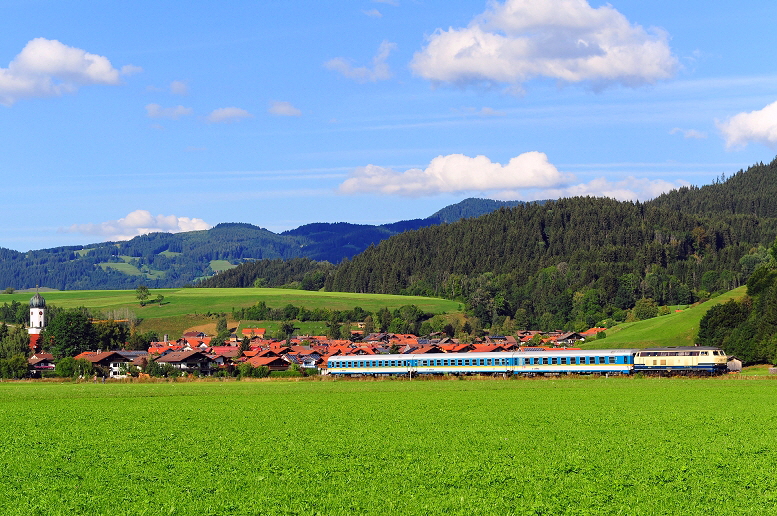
xmin=155 ymin=351 xmax=214 ymax=374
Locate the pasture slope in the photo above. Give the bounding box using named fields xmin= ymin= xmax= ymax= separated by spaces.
xmin=0 ymin=378 xmax=774 ymax=515
xmin=2 ymin=288 xmax=463 ymax=337
xmin=582 ymin=286 xmax=747 ymax=349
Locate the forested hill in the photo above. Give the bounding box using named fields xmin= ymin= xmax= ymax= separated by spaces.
xmin=429 ymin=198 xmax=536 ymax=223
xmin=322 ymin=158 xmax=777 ymax=330
xmin=651 ymin=159 xmax=777 ymax=217
xmin=0 ymin=197 xmax=518 ymax=290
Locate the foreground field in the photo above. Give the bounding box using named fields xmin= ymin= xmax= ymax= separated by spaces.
xmin=1 ymin=377 xmax=774 ymax=515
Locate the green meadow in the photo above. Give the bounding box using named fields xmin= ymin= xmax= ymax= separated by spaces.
xmin=583 ymin=286 xmax=748 ymax=349
xmin=0 ymin=377 xmax=774 ymax=515
xmin=2 ymin=288 xmax=463 ymax=337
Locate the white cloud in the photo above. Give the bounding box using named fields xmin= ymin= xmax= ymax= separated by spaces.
xmin=325 ymin=40 xmax=396 ymax=83
xmin=268 ymin=101 xmax=301 ymax=117
xmin=61 ymin=210 xmax=211 ymax=241
xmin=170 ymin=80 xmax=188 ymax=95
xmin=410 ymin=0 xmax=677 ymax=91
xmin=0 ymin=37 xmax=128 ymax=106
xmin=339 ymin=152 xmax=572 ymax=196
xmin=717 ymin=100 xmax=777 ymax=149
xmin=145 ymin=103 xmax=193 ymax=119
xmin=670 ymin=127 xmax=707 ymax=139
xmin=120 ymin=64 xmax=143 ymax=76
xmin=373 ymin=0 xmax=398 ymax=5
xmin=458 ymin=106 xmax=506 ymax=116
xmin=363 ymin=9 xmax=383 ymax=18
xmin=479 ymin=107 xmax=506 ymax=117
xmin=516 ymin=176 xmax=689 ymax=202
xmin=207 ymin=107 xmax=253 ymax=123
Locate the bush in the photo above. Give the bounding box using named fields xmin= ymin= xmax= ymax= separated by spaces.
xmin=270 ymin=370 xmax=304 ymax=378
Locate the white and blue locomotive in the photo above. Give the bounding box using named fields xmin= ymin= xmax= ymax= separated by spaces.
xmin=325 ymin=346 xmax=728 ymax=376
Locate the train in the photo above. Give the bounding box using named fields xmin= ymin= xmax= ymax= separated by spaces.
xmin=325 ymin=346 xmax=729 ymax=376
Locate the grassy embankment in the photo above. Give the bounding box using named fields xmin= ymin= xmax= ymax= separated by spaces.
xmin=582 ymin=286 xmax=748 ymax=349
xmin=2 ymin=288 xmax=463 ymax=339
xmin=1 ymin=378 xmax=775 ymax=515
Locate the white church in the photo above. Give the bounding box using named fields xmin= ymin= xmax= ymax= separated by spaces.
xmin=28 ymin=291 xmax=46 ymax=351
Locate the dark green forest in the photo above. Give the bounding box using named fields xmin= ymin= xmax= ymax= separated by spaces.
xmin=321 ymin=160 xmax=777 ymax=332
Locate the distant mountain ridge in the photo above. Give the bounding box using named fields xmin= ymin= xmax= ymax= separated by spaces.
xmin=0 ymin=197 xmax=529 ymax=290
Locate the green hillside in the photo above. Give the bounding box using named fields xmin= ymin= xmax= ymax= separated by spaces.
xmin=3 ymin=288 xmax=463 ymax=338
xmin=582 ymin=287 xmax=747 ymax=349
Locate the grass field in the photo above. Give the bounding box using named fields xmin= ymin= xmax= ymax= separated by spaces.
xmin=0 ymin=377 xmax=774 ymax=515
xmin=583 ymin=287 xmax=748 ymax=349
xmin=1 ymin=288 xmax=463 ymax=338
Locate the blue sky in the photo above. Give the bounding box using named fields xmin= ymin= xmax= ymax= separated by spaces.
xmin=2 ymin=0 xmax=776 ymax=251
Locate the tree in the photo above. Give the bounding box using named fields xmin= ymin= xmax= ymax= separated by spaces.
xmin=0 ymin=326 xmax=30 ymax=359
xmin=126 ymin=330 xmax=158 ymax=351
xmin=55 ymin=357 xmax=94 ymax=378
xmin=363 ymin=315 xmax=375 ymax=335
xmin=0 ymin=354 xmax=28 ymax=379
xmin=42 ymin=308 xmax=97 ymax=358
xmin=94 ymin=320 xmax=129 ymax=350
xmin=326 ymin=319 xmax=342 ymax=340
xmin=239 ymin=337 xmax=251 ymax=353
xmin=135 ymin=285 xmax=150 ymax=305
xmin=278 ymin=320 xmax=297 ymax=342
xmin=213 ymin=316 xmax=231 ymax=345
xmin=632 ymin=298 xmax=659 ymax=321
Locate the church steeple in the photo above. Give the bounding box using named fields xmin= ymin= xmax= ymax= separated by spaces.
xmin=28 ymin=289 xmax=46 ymax=351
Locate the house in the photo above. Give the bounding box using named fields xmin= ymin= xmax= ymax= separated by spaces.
xmin=80 ymin=351 xmax=131 ymax=378
xmin=581 ymin=327 xmax=607 ymax=338
xmin=284 ymin=352 xmax=322 ymax=369
xmin=28 ymin=352 xmax=55 ymax=372
xmin=554 ymin=332 xmax=585 ymax=346
xmin=155 ymin=351 xmax=214 ymax=375
xmin=241 ymin=328 xmax=266 ymax=338
xmin=210 ymin=348 xmax=242 ymax=368
xmin=408 ymin=344 xmax=444 ymax=354
xmin=246 ymin=355 xmax=289 ymax=371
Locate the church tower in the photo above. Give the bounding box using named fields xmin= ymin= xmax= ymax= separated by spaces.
xmin=28 ymin=291 xmax=46 ymax=350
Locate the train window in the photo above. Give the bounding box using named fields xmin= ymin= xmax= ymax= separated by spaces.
xmin=487 ymin=359 xmax=492 ymax=366
xmin=457 ymin=359 xmax=463 ymax=366
xmin=701 ymin=351 xmax=709 ymax=356
xmin=542 ymin=357 xmax=548 ymax=365
xmin=609 ymin=356 xmax=616 ymax=364
xmin=551 ymin=357 xmax=557 ymax=365
xmin=479 ymin=359 xmax=484 ymax=366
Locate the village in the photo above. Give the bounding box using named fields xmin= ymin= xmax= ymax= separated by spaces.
xmin=23 ymin=292 xmax=607 ymax=379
